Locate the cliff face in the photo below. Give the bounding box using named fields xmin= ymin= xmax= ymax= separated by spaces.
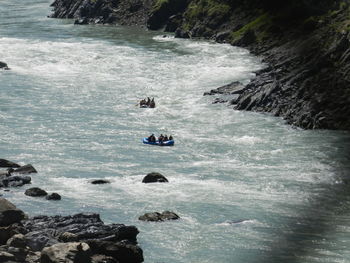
xmin=50 ymin=0 xmax=350 ymax=130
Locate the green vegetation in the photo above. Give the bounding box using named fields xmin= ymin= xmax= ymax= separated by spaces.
xmin=183 ymin=0 xmax=231 ymax=28
xmin=229 ymin=13 xmax=272 ymax=44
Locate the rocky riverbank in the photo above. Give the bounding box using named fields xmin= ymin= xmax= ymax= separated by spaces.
xmin=49 ymin=0 xmax=350 ymax=130
xmin=0 ymin=159 xmax=144 ymax=262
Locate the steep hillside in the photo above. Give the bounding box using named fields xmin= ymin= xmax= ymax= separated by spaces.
xmin=50 ymin=0 xmax=350 ymax=130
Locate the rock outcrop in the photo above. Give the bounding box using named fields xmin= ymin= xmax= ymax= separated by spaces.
xmin=0 ymin=198 xmax=143 ymax=263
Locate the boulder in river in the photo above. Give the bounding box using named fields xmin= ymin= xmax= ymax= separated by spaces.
xmin=24 ymin=187 xmax=48 ymax=197
xmin=0 ymin=62 xmax=10 ymax=70
xmin=138 ymin=211 xmax=179 ymax=222
xmin=45 ymin=193 xmax=61 ymax=200
xmin=142 ymin=172 xmax=168 ymax=183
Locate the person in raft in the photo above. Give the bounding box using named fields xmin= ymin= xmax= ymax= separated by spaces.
xmin=148 ymin=134 xmax=156 ymax=142
xmin=140 ymin=97 xmax=155 ymax=108
xmin=147 ymin=134 xmax=174 ymax=142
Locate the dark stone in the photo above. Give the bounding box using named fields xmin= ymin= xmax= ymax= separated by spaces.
xmin=24 ymin=187 xmax=48 ymax=197
xmin=0 ymin=160 xmax=20 ymax=168
xmin=147 ymin=0 xmax=188 ymax=30
xmin=138 ymin=211 xmax=179 ymax=222
xmin=22 ymin=213 xmax=140 ymax=251
xmin=88 ymin=240 xmax=143 ymax=263
xmin=174 ymin=28 xmax=190 ymax=38
xmin=165 ymin=14 xmax=183 ymax=32
xmin=13 ymin=164 xmax=37 ymax=174
xmin=204 ymin=81 xmax=246 ymax=96
xmin=142 ymin=172 xmax=168 ymax=183
xmin=0 ymin=62 xmax=10 ymax=70
xmin=1 ymin=175 xmax=32 ymax=188
xmin=91 ymin=179 xmax=111 ymax=185
xmin=0 ymin=198 xmax=25 ymax=227
xmin=232 ymin=29 xmax=257 ymax=47
xmin=45 ymin=193 xmax=61 ymax=200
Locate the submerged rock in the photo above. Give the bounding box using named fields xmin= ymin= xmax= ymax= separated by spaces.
xmin=90 ymin=179 xmax=111 ymax=185
xmin=142 ymin=172 xmax=168 ymax=183
xmin=138 ymin=211 xmax=179 ymax=222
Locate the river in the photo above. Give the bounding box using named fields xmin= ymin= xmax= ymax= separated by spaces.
xmin=1 ymin=0 xmax=350 ymax=262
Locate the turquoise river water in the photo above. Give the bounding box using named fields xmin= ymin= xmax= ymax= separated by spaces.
xmin=1 ymin=0 xmax=350 ymax=262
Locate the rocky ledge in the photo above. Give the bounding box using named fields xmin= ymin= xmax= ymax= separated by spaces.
xmin=0 ymin=198 xmax=143 ymax=263
xmin=50 ymin=0 xmax=350 ymax=130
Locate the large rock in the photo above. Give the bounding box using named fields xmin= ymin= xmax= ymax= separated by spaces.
xmin=142 ymin=172 xmax=168 ymax=183
xmin=138 ymin=211 xmax=179 ymax=222
xmin=0 ymin=159 xmax=20 ymax=168
xmin=88 ymin=240 xmax=143 ymax=263
xmin=0 ymin=198 xmax=25 ymax=227
xmin=22 ymin=213 xmax=140 ymax=251
xmin=13 ymin=164 xmax=37 ymax=174
xmin=40 ymin=242 xmax=91 ymax=263
xmin=25 ymin=187 xmax=47 ymax=197
xmin=45 ymin=193 xmax=61 ymax=200
xmin=0 ymin=62 xmax=10 ymax=70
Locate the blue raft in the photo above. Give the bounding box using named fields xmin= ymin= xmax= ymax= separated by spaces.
xmin=143 ymin=137 xmax=174 ymax=146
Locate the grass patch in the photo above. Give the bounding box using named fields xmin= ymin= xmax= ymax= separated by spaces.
xmin=229 ymin=13 xmax=272 ymax=43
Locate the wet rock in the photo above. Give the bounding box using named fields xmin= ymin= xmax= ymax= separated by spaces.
xmin=204 ymin=81 xmax=246 ymax=96
xmin=1 ymin=175 xmax=32 ymax=188
xmin=138 ymin=211 xmax=179 ymax=222
xmin=46 ymin=193 xmax=61 ymax=200
xmin=0 ymin=159 xmax=20 ymax=168
xmin=0 ymin=198 xmax=25 ymax=227
xmin=91 ymin=179 xmax=111 ymax=185
xmin=25 ymin=187 xmax=48 ymax=197
xmin=13 ymin=164 xmax=37 ymax=174
xmin=88 ymin=240 xmax=143 ymax=263
xmin=0 ymin=61 xmax=10 ymax=70
xmin=174 ymin=28 xmax=190 ymax=38
xmin=142 ymin=172 xmax=168 ymax=183
xmin=22 ymin=213 xmax=140 ymax=247
xmin=40 ymin=242 xmax=91 ymax=263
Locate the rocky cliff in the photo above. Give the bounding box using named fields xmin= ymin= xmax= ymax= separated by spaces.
xmin=50 ymin=0 xmax=350 ymax=130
